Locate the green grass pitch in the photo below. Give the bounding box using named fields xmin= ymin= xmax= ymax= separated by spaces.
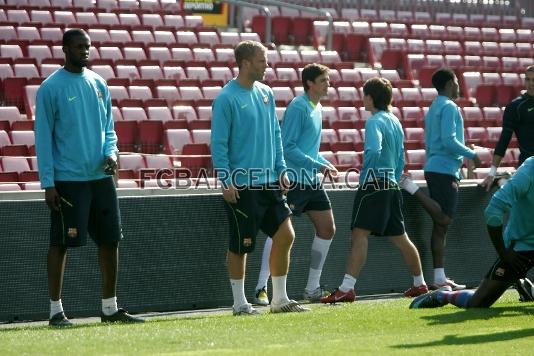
xmin=1 ymin=290 xmax=532 ymax=355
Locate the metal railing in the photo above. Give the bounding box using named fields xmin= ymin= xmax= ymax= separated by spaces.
xmin=223 ymin=0 xmax=272 ymax=43
xmin=221 ymin=0 xmax=334 ymax=50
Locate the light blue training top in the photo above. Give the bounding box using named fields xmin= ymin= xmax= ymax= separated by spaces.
xmin=484 ymin=157 xmax=534 ymax=251
xmin=360 ymin=110 xmax=404 ymax=186
xmin=35 ymin=68 xmax=117 ymax=189
xmin=424 ymin=95 xmax=475 ymax=179
xmin=281 ymin=94 xmax=332 ymax=184
xmin=211 ymin=79 xmax=286 ymax=187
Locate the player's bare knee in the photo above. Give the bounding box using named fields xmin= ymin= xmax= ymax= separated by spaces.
xmin=316 ymin=224 xmax=336 ymax=240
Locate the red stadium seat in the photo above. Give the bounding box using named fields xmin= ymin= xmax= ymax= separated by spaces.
xmin=2 ymin=145 xmax=29 ymax=157
xmin=164 ymin=129 xmax=192 ymax=154
xmin=404 ymin=128 xmax=425 ymax=150
xmin=0 ymin=106 xmax=22 ymax=125
xmin=11 ymin=130 xmax=34 ymax=147
xmin=462 ymin=107 xmax=484 ymax=127
xmin=114 ymin=121 xmax=138 ymax=153
xmin=475 ymin=85 xmax=497 ymax=107
xmin=486 ymin=127 xmax=502 ymax=147
xmin=465 ymin=127 xmax=488 ymax=146
xmin=405 ymin=149 xmax=426 ymax=170
xmin=496 ymin=85 xmax=516 ymax=107
xmin=119 ymin=153 xmax=146 ymax=172
xmin=0 ymin=171 xmax=19 ymax=183
xmin=1 ymin=157 xmax=31 ymax=173
xmin=11 ymin=120 xmax=34 ymax=131
xmin=337 ymin=128 xmax=363 ymax=151
xmin=146 ymin=106 xmax=174 ymax=122
xmin=482 ymin=107 xmax=502 ymax=127
xmin=138 ymin=120 xmax=163 ymax=154
xmin=345 ymin=33 xmax=368 ymax=61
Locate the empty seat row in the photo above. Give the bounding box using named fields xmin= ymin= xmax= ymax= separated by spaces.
xmin=0 ymin=25 xmax=257 ymax=46
xmin=368 ymin=38 xmax=534 ymax=63
xmin=0 ymin=43 xmax=345 ymax=68
xmin=401 ymin=54 xmax=530 ymax=82
xmin=0 ymin=8 xmax=201 ymax=28
xmin=313 ymin=20 xmax=532 ymax=41
xmin=2 ymin=0 xmax=181 ymax=11
xmin=0 ymin=129 xmax=34 ymax=148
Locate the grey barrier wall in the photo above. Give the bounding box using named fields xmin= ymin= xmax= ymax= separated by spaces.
xmin=1 ymin=186 xmax=532 ymax=322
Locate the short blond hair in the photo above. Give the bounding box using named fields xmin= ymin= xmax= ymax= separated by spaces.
xmin=234 ymin=40 xmax=266 ymax=68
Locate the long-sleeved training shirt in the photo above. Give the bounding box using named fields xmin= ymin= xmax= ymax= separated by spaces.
xmin=281 ymin=94 xmax=331 ymax=184
xmin=424 ymin=95 xmax=475 ymax=179
xmin=211 ymin=79 xmax=286 ymax=187
xmin=35 ymin=68 xmax=117 ymax=188
xmin=359 ymin=110 xmax=404 ymax=186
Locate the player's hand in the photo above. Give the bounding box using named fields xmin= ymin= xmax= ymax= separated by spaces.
xmin=280 ymin=173 xmax=291 ymax=195
xmin=501 ymin=246 xmax=531 ymax=275
xmin=103 ymin=156 xmax=118 ymax=175
xmin=472 ymin=153 xmax=481 ymax=168
xmin=480 ymin=174 xmax=495 ymax=192
xmin=222 ymin=185 xmax=240 ymax=204
xmin=321 ymin=164 xmax=338 ymax=178
xmin=45 ymin=187 xmax=61 ymax=211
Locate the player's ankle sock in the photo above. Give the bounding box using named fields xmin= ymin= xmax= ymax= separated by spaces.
xmin=102 ymin=296 xmax=118 ymax=316
xmin=434 ymin=268 xmax=447 ymax=285
xmin=413 ymin=274 xmax=426 ymax=287
xmin=230 ymin=279 xmax=248 ymax=308
xmin=271 ymin=275 xmax=290 ymax=305
xmin=50 ymin=299 xmax=64 ymax=319
xmin=441 ymin=290 xmax=474 ymax=308
xmin=339 ymin=274 xmax=357 ymax=293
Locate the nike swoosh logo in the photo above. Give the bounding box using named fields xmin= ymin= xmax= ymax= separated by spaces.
xmin=68 ymin=96 xmax=77 ymax=102
xmin=528 ymin=107 xmax=534 ymax=112
xmin=240 ymin=104 xmax=248 ymax=109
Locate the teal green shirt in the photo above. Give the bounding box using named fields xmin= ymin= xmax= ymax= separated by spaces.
xmin=360 ymin=110 xmax=404 ymax=185
xmin=484 ymin=157 xmax=534 ymax=251
xmin=35 ymin=68 xmax=117 ymax=188
xmin=424 ymin=95 xmax=475 ymax=179
xmin=211 ymin=79 xmax=286 ymax=187
xmin=281 ymin=94 xmax=331 ymax=184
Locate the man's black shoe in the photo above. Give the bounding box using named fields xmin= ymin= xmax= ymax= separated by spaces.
xmin=101 ymin=308 xmax=145 ymax=323
xmin=49 ymin=312 xmax=73 ymax=327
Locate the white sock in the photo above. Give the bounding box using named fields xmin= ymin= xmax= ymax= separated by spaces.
xmin=102 ymin=296 xmax=118 ymax=316
xmin=50 ymin=299 xmax=64 ymax=319
xmin=339 ymin=274 xmax=357 ymax=293
xmin=255 ymin=237 xmax=272 ymax=291
xmin=230 ymin=278 xmax=248 ymax=308
xmin=271 ymin=275 xmax=290 ymax=305
xmin=413 ymin=274 xmax=426 ymax=287
xmin=434 ymin=268 xmax=447 ymax=284
xmin=400 ymin=176 xmax=419 ymax=195
xmin=305 ymin=236 xmax=332 ymax=291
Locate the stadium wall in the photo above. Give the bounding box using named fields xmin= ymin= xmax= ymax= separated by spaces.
xmin=1 ymin=186 xmax=532 ymax=322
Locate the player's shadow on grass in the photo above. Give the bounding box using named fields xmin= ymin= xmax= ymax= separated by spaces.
xmin=420 ymin=305 xmax=534 ymax=325
xmin=392 ymin=327 xmax=534 ymax=348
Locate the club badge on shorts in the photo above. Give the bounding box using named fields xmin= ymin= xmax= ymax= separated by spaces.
xmin=263 ymin=95 xmax=269 ymax=104
xmin=67 ymin=228 xmax=78 ymax=238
